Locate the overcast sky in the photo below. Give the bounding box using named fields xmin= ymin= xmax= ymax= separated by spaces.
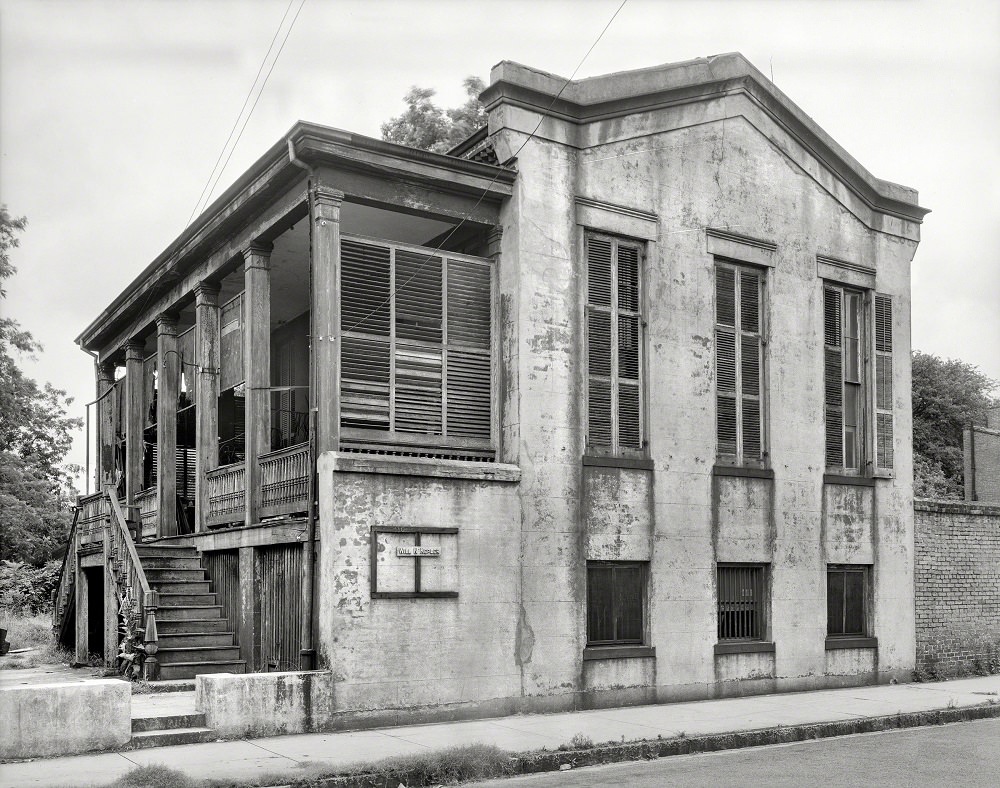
xmin=2 ymin=0 xmax=998 ymax=483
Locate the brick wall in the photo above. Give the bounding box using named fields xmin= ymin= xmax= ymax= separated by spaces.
xmin=964 ymin=425 xmax=1000 ymax=504
xmin=914 ymin=499 xmax=1000 ymax=677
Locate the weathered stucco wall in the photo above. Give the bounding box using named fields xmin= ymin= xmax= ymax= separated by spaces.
xmin=915 ymin=499 xmax=1000 ymax=677
xmin=313 ymin=64 xmax=921 ymax=722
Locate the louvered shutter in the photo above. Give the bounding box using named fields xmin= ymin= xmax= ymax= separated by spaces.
xmin=824 ymin=286 xmax=844 ymax=467
xmin=617 ymin=244 xmax=642 ymax=450
xmin=445 ymin=258 xmax=492 ymax=440
xmin=587 ymin=236 xmax=614 ymax=449
xmin=739 ymin=270 xmax=762 ymax=460
xmin=874 ymin=294 xmax=894 ymax=470
xmin=716 ymin=266 xmax=738 ymax=456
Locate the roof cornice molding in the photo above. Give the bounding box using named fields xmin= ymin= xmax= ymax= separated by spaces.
xmin=482 ymin=55 xmax=929 ymax=224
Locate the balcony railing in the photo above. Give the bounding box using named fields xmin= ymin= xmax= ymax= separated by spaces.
xmin=134 ymin=488 xmax=157 ymax=540
xmin=206 ymin=462 xmax=246 ymax=527
xmin=259 ymin=442 xmax=309 ymax=519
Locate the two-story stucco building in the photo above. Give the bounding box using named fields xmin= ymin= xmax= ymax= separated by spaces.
xmin=58 ymin=53 xmax=927 ymax=725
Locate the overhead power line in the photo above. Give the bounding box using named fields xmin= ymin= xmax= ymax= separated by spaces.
xmin=187 ymin=0 xmax=307 ymax=227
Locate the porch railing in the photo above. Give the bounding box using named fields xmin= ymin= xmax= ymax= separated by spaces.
xmin=259 ymin=442 xmax=309 ymax=519
xmin=134 ymin=488 xmax=157 ymax=540
xmin=51 ymin=506 xmax=81 ymax=643
xmin=76 ymin=491 xmax=110 ymax=549
xmin=206 ymin=462 xmax=245 ymax=526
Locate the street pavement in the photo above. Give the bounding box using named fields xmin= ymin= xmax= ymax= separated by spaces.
xmin=2 ymin=675 xmax=1000 ymax=787
xmin=474 ymin=716 xmax=1000 ymax=787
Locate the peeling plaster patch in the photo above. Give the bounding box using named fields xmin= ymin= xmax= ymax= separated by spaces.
xmin=515 ymin=605 xmax=535 ymax=666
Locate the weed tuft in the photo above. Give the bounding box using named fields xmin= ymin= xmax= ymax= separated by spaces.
xmin=110 ymin=764 xmax=196 ymax=788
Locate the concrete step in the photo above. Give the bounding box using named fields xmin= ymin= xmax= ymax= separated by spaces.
xmin=157 ymin=631 xmax=235 ymax=648
xmin=158 ymin=591 xmax=218 ymax=606
xmin=143 ymin=567 xmax=208 ymax=583
xmin=156 ymin=605 xmax=224 ymax=621
xmin=131 ymin=713 xmax=206 ymax=733
xmin=129 ymin=726 xmax=217 ymax=749
xmin=148 ymin=580 xmax=211 ymax=594
xmin=157 ymin=660 xmax=246 ymax=680
xmin=156 ymin=617 xmax=233 ymax=634
xmin=138 ymin=556 xmax=204 ymax=570
xmin=157 ymin=645 xmax=241 ymax=665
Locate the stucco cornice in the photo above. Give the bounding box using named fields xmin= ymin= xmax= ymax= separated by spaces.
xmin=482 ymin=54 xmax=929 ymax=224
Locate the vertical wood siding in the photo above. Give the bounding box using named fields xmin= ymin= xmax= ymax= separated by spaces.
xmin=203 ymin=549 xmax=240 ymax=639
xmin=255 ymin=544 xmax=302 ymax=672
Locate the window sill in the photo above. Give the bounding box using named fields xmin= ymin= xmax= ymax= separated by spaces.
xmin=583 ymin=455 xmax=654 ymax=471
xmin=823 ymin=473 xmax=875 ymax=487
xmin=713 ymin=464 xmax=774 ymax=479
xmin=714 ymin=641 xmax=776 ymax=656
xmin=583 ymin=645 xmax=656 ymax=661
xmin=330 ymin=453 xmax=521 ymax=482
xmin=825 ymin=636 xmax=878 ymax=650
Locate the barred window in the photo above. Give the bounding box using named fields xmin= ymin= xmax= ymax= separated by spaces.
xmin=715 ymin=262 xmax=764 ymax=463
xmin=339 ymin=236 xmax=494 ymax=460
xmin=587 ymin=562 xmax=645 ymax=645
xmin=717 ymin=564 xmax=768 ymax=641
xmin=585 ymin=233 xmax=644 ymax=456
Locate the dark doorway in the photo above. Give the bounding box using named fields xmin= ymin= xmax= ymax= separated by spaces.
xmin=84 ymin=567 xmax=104 ymax=660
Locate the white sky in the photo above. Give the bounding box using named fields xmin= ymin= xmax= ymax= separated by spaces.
xmin=2 ymin=0 xmax=998 ymax=483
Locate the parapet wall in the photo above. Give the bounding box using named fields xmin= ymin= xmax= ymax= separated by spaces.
xmin=914 ymin=499 xmax=1000 ymax=677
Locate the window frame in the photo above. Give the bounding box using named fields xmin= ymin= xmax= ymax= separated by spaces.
xmin=337 ymin=233 xmax=497 ymax=461
xmin=716 ymin=563 xmax=769 ymax=643
xmin=586 ymin=561 xmax=647 ymax=647
xmin=826 ymin=564 xmax=871 ymax=639
xmin=583 ymin=231 xmax=646 ymax=458
xmin=824 ymin=283 xmax=870 ymax=475
xmin=714 ymin=259 xmax=767 ymax=467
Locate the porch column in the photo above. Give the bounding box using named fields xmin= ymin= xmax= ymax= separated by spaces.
xmin=243 ymin=242 xmax=272 ymax=527
xmin=124 ymin=340 xmax=145 ymax=506
xmin=194 ymin=281 xmax=221 ymax=532
xmin=103 ymin=537 xmax=119 ymax=666
xmin=311 ymin=185 xmax=344 ymax=454
xmin=156 ymin=314 xmax=179 ymax=537
xmin=74 ymin=539 xmax=88 ymax=665
xmin=96 ymin=360 xmax=116 ymax=492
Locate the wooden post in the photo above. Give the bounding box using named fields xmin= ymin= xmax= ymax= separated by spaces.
xmin=238 ymin=546 xmax=256 ymax=669
xmin=156 ymin=314 xmax=179 ymax=537
xmin=243 ymin=242 xmax=272 ymax=528
xmin=311 ymin=185 xmax=344 ymax=455
xmin=103 ymin=530 xmax=119 ymax=666
xmin=96 ymin=361 xmax=116 ymax=491
xmin=124 ymin=340 xmax=145 ymax=507
xmin=195 ymin=282 xmax=221 ymax=532
xmin=74 ymin=542 xmax=89 ymax=665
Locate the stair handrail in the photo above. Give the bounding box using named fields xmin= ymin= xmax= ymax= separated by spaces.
xmin=51 ymin=504 xmax=81 ymax=641
xmin=106 ymin=487 xmax=160 ymax=680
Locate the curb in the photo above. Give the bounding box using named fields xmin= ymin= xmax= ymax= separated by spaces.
xmin=300 ymin=703 xmax=1000 ymax=788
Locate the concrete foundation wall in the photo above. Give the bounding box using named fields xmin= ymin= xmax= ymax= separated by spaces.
xmin=196 ymin=671 xmax=334 ymax=737
xmin=0 ymin=679 xmax=131 ymax=759
xmin=915 ymin=499 xmax=1000 ymax=677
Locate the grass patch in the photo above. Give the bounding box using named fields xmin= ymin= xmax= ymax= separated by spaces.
xmin=0 ymin=610 xmax=72 ymax=669
xmin=109 ymin=764 xmax=197 ymax=788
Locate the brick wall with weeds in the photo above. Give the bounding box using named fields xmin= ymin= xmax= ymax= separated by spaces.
xmin=915 ymin=499 xmax=1000 ymax=679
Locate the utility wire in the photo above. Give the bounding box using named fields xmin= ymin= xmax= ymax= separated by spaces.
xmin=187 ymin=0 xmax=306 ymax=226
xmin=342 ymin=0 xmax=629 ymax=335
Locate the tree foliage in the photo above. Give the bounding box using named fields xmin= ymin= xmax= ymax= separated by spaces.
xmin=381 ymin=76 xmax=487 ymax=153
xmin=912 ymin=350 xmax=998 ymax=499
xmin=0 ymin=206 xmax=81 ymax=566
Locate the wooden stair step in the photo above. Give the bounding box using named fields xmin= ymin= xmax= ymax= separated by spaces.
xmin=157 ymin=645 xmax=241 ymax=665
xmin=157 ymin=660 xmax=246 ymax=680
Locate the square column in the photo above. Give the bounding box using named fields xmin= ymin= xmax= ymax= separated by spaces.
xmin=156 ymin=314 xmax=179 ymax=536
xmin=311 ymin=185 xmax=344 ymax=454
xmin=124 ymin=340 xmax=145 ymax=506
xmin=96 ymin=360 xmax=116 ymax=492
xmin=194 ymin=281 xmax=221 ymax=531
xmin=243 ymin=242 xmax=272 ymax=527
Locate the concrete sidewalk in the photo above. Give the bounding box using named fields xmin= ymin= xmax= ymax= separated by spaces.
xmin=4 ymin=676 xmax=1000 ymax=787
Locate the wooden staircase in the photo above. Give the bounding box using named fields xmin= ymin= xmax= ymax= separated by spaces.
xmin=136 ymin=544 xmax=246 ymax=680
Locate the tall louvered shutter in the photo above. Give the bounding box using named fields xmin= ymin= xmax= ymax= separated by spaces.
xmin=740 ymin=270 xmax=763 ymax=460
xmin=587 ymin=236 xmax=614 ymax=449
xmin=874 ymin=294 xmax=894 ymax=470
xmin=394 ymin=249 xmax=443 ymax=434
xmin=716 ymin=266 xmax=738 ymax=456
xmin=341 ymin=240 xmax=392 ymax=431
xmin=617 ymin=244 xmax=642 ymax=449
xmin=824 ymin=286 xmax=844 ymax=467
xmin=446 ymin=258 xmax=492 ymax=440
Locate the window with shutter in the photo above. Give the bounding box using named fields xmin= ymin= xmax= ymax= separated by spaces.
xmin=874 ymin=294 xmax=894 ymax=471
xmin=339 ymin=236 xmax=494 ymax=461
xmin=585 ymin=233 xmax=644 ymax=456
xmin=715 ymin=262 xmax=764 ymax=464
